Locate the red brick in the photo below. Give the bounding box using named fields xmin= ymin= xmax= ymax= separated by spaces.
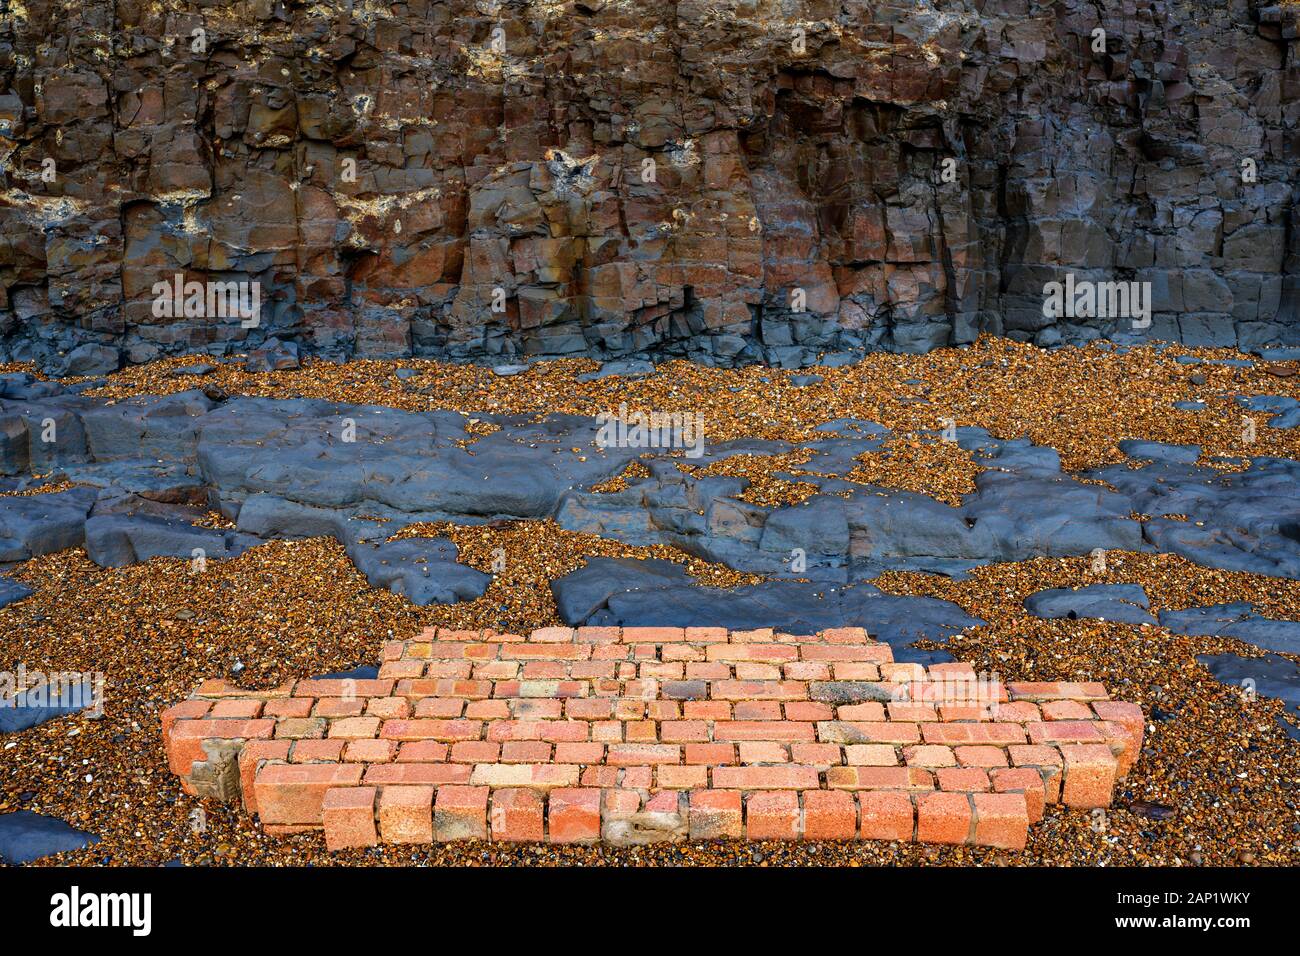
xmin=254 ymin=762 xmax=364 ymax=825
xmin=746 ymin=791 xmax=800 ymax=840
xmin=973 ymin=792 xmax=1028 ymax=850
xmin=990 ymin=767 xmax=1046 ymax=823
xmin=485 ymin=719 xmax=588 ymax=742
xmin=1006 ymin=681 xmax=1108 ymax=702
xmin=656 ymin=765 xmax=709 ymax=789
xmin=711 ymin=681 xmax=807 ymax=700
xmin=263 ymin=698 xmax=314 ymax=719
xmin=434 ymin=785 xmax=489 ymax=841
xmin=920 ymin=723 xmax=1026 ymax=745
xmin=916 ymin=791 xmax=972 ymax=845
xmin=858 ymin=791 xmax=914 ymax=842
xmin=1041 ymin=700 xmax=1093 ymax=720
xmin=714 ymin=720 xmax=815 ymax=742
xmin=844 ymin=744 xmax=898 ymax=766
xmin=238 ymin=739 xmax=291 ymax=815
xmin=936 ymin=767 xmax=991 ymax=792
xmin=344 ymin=739 xmax=397 ymax=763
xmin=1092 ymin=700 xmax=1144 ymax=774
xmin=659 ymin=720 xmax=709 ymax=742
xmin=684 ymin=743 xmax=735 ymax=765
xmin=790 ymin=743 xmax=842 ymax=765
xmin=817 ymin=721 xmax=920 ymax=744
xmin=737 ymin=741 xmax=788 ymax=764
xmin=903 ymin=744 xmax=956 ymax=767
xmin=606 ymin=744 xmax=680 ymax=765
xmin=713 ymin=765 xmax=819 ymax=790
xmin=553 ymin=742 xmax=603 ymax=764
xmin=379 ymin=785 xmax=434 ymax=844
xmin=953 ymin=745 xmax=1009 ymax=768
xmin=1025 ymin=720 xmax=1105 ymax=744
xmin=1059 ymin=743 xmax=1117 ymax=809
xmin=451 ymin=740 xmax=502 ymax=763
xmin=210 ymin=699 xmax=263 ymax=719
xmin=396 ymin=740 xmax=448 ymax=762
xmin=414 ymin=698 xmax=465 ymax=718
xmin=802 ymin=790 xmax=856 ymax=840
xmin=687 ymin=790 xmax=742 ymax=840
xmin=323 ymin=786 xmax=378 ymax=850
xmin=362 ymin=763 xmax=472 ymax=787
xmin=490 ymin=788 xmax=545 ymax=842
xmin=290 ymin=739 xmax=346 ymax=763
xmin=548 ymin=789 xmax=601 ymax=843
xmin=295 ymin=679 xmax=393 ymax=698
xmin=825 ymin=766 xmax=933 ymax=791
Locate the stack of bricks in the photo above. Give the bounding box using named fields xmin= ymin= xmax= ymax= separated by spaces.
xmin=162 ymin=626 xmax=1143 ymax=850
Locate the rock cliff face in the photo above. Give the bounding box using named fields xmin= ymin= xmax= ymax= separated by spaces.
xmin=1 ymin=0 xmax=1298 ymax=373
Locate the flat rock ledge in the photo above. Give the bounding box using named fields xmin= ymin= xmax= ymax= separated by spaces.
xmin=162 ymin=626 xmax=1143 ymax=850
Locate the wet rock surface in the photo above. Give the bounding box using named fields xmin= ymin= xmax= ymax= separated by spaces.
xmin=1196 ymin=652 xmax=1300 ymax=726
xmin=549 ymin=556 xmax=976 ymax=663
xmin=1161 ymin=603 xmax=1300 ymax=655
xmin=1024 ymin=584 xmax=1157 ymax=625
xmin=0 ymin=811 xmax=99 ymax=864
xmin=4 ymin=384 xmax=1300 ymax=624
xmin=1 ymin=1 xmax=1298 ymax=371
xmin=0 ymin=676 xmax=97 ymax=734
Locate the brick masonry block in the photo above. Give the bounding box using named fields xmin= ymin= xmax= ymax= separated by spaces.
xmin=490 ymin=788 xmax=545 ymax=842
xmin=548 ymin=789 xmax=602 ymax=843
xmin=802 ymin=790 xmax=856 ymax=840
xmin=1060 ymin=743 xmax=1118 ymax=809
xmin=858 ymin=792 xmax=915 ymax=842
xmin=916 ymin=792 xmax=972 ymax=845
xmin=254 ymin=762 xmax=363 ymax=826
xmin=323 ymin=786 xmax=378 ymax=850
xmin=746 ymin=791 xmax=800 ymax=841
xmin=379 ymin=785 xmax=434 ymax=844
xmin=972 ymin=792 xmax=1028 ymax=850
xmin=434 ymin=785 xmax=489 ymax=841
xmin=688 ymin=790 xmax=743 ymax=840
xmin=161 ymin=627 xmax=1140 ymax=849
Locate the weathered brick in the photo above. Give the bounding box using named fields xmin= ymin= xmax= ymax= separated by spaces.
xmin=323 ymin=786 xmax=378 ymax=850
xmin=379 ymin=785 xmax=434 ymax=844
xmin=858 ymin=791 xmax=914 ymax=842
xmin=746 ymin=791 xmax=800 ymax=840
xmin=548 ymin=788 xmax=602 ymax=843
xmin=254 ymin=762 xmax=364 ymax=825
xmin=802 ymin=790 xmax=856 ymax=840
xmin=973 ymin=792 xmax=1028 ymax=850
xmin=490 ymin=788 xmax=545 ymax=842
xmin=688 ymin=790 xmax=742 ymax=840
xmin=916 ymin=791 xmax=972 ymax=845
xmin=434 ymin=786 xmax=489 ymax=841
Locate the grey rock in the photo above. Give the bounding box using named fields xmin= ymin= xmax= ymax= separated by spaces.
xmin=0 ymin=676 xmax=98 ymax=734
xmin=83 ymin=513 xmax=262 ymax=568
xmin=0 ymin=811 xmax=99 ymax=864
xmin=1024 ymin=584 xmax=1157 ymax=625
xmin=57 ymin=344 xmax=120 ymax=377
xmin=244 ymin=339 xmax=300 ymax=372
xmin=347 ymin=537 xmax=491 ymax=606
xmin=1197 ymin=653 xmax=1300 ymax=716
xmin=0 ymin=575 xmax=32 ymax=609
xmin=1118 ymin=440 xmax=1201 ymax=465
